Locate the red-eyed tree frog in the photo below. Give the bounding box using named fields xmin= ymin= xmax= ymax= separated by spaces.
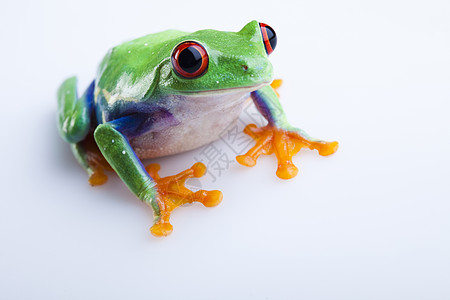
xmin=57 ymin=21 xmax=338 ymax=237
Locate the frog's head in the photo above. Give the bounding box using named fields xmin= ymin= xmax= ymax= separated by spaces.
xmin=160 ymin=20 xmax=276 ymax=95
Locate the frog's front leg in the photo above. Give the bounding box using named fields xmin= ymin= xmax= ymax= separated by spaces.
xmin=236 ymin=84 xmax=339 ymax=179
xmin=94 ymin=120 xmax=222 ymax=237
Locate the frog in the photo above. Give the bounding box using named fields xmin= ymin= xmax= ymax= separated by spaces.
xmin=57 ymin=20 xmax=338 ymax=237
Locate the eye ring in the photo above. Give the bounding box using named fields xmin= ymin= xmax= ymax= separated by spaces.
xmin=171 ymin=41 xmax=209 ymax=79
xmin=259 ymin=23 xmax=277 ymax=55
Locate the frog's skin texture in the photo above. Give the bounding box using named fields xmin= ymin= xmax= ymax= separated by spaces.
xmin=57 ymin=21 xmax=338 ymax=237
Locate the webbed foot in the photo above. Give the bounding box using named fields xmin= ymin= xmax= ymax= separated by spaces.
xmin=236 ymin=124 xmax=339 ymax=179
xmin=146 ymin=162 xmax=223 ymax=237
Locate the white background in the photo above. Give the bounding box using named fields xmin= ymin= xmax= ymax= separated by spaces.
xmin=1 ymin=0 xmax=449 ymax=299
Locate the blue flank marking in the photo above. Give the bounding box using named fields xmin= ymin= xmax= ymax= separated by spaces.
xmin=85 ymin=80 xmax=95 ymax=113
xmin=81 ymin=79 xmax=97 ymax=131
xmin=251 ymin=89 xmax=274 ymax=124
xmin=99 ymin=102 xmax=177 ymax=139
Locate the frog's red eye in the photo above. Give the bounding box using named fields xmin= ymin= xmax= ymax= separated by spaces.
xmin=259 ymin=23 xmax=277 ymax=55
xmin=171 ymin=41 xmax=208 ymax=79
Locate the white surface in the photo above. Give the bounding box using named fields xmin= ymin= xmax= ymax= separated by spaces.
xmin=1 ymin=0 xmax=450 ymax=299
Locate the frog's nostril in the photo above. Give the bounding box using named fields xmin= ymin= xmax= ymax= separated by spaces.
xmin=242 ymin=65 xmax=249 ymax=71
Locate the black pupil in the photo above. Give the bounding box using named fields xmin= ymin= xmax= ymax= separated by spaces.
xmin=265 ymin=25 xmax=277 ymax=51
xmin=179 ymin=46 xmax=202 ymax=73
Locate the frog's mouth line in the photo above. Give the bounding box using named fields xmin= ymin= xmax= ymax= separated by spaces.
xmin=174 ymin=82 xmax=269 ymax=96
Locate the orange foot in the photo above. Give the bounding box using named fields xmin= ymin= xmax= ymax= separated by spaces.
xmin=236 ymin=124 xmax=339 ymax=180
xmin=146 ymin=162 xmax=223 ymax=237
xmin=88 ymin=168 xmax=109 ymax=186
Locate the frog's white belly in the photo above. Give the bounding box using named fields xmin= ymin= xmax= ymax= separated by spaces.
xmin=130 ymin=91 xmax=251 ymax=159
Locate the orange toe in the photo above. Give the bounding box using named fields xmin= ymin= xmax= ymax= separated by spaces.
xmin=146 ymin=163 xmax=223 ymax=237
xmin=237 ymin=124 xmax=338 ymax=180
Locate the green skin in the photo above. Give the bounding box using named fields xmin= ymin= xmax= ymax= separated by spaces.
xmin=57 ymin=20 xmax=331 ymax=225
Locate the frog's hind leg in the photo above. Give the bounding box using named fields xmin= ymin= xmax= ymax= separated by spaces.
xmin=57 ymin=77 xmax=94 ymax=144
xmin=57 ymin=77 xmax=111 ymax=185
xmin=72 ymin=133 xmax=113 ymax=186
